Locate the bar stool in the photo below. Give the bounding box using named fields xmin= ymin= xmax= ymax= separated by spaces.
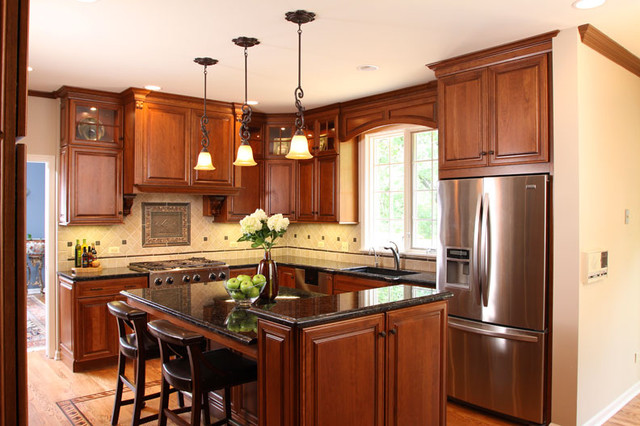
xmin=148 ymin=319 xmax=258 ymax=426
xmin=108 ymin=301 xmax=183 ymax=425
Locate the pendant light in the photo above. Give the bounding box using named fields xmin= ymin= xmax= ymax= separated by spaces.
xmin=233 ymin=36 xmax=260 ymax=166
xmin=285 ymin=10 xmax=315 ymax=160
xmin=193 ymin=57 xmax=218 ymax=171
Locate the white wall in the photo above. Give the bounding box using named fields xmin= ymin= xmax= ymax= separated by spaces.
xmin=552 ymin=28 xmax=581 ymax=426
xmin=575 ymin=36 xmax=640 ymax=425
xmin=552 ymin=27 xmax=640 ymax=425
xmin=23 ymin=96 xmax=59 ymax=157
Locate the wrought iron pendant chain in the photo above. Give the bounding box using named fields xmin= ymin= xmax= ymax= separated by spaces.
xmin=239 ymin=45 xmax=252 ymax=143
xmin=194 ymin=57 xmax=218 ymax=150
xmin=294 ymin=23 xmax=305 ymax=131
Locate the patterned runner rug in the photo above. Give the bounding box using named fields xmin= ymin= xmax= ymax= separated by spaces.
xmin=27 ymin=294 xmax=46 ymax=350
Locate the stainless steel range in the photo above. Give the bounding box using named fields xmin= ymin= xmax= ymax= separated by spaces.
xmin=128 ymin=257 xmax=229 ymax=287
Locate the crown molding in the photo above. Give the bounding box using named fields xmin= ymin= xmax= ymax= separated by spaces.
xmin=578 ymin=24 xmax=640 ymax=78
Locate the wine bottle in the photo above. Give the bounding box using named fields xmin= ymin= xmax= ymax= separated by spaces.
xmin=75 ymin=239 xmax=81 ymax=268
xmin=81 ymin=247 xmax=89 ymax=268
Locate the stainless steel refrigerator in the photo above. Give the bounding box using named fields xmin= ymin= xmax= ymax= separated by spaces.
xmin=437 ymin=174 xmax=549 ymax=424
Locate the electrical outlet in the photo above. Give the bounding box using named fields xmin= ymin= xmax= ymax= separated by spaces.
xmin=230 ymin=241 xmax=238 ymax=248
xmin=108 ymin=246 xmax=120 ymax=254
xmin=318 ymin=241 xmax=325 ymax=248
xmin=341 ymin=242 xmax=349 ymax=252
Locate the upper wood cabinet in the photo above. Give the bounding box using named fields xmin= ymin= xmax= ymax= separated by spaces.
xmin=264 ymin=160 xmax=296 ymax=220
xmin=56 ymin=87 xmax=124 ymax=225
xmin=121 ymin=88 xmax=238 ymax=195
xmin=429 ymin=31 xmax=557 ymax=179
xmin=296 ymin=154 xmax=339 ymax=223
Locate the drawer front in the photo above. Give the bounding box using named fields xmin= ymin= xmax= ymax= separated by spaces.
xmin=77 ymin=276 xmax=147 ymax=298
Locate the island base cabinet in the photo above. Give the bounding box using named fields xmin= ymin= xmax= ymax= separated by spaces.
xmin=386 ymin=301 xmax=448 ymax=426
xmin=301 ymin=315 xmax=386 ymax=426
xmin=258 ymin=300 xmax=447 ymax=426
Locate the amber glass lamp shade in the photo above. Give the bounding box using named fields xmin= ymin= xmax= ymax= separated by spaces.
xmin=194 ymin=148 xmax=215 ymax=170
xmin=233 ymin=143 xmax=257 ymax=166
xmin=286 ymin=129 xmax=313 ymax=159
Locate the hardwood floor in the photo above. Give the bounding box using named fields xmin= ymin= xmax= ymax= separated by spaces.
xmin=27 ymin=349 xmax=640 ymax=425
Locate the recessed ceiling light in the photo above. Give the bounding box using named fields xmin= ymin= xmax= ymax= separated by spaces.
xmin=144 ymin=85 xmax=162 ymax=91
xmin=247 ymin=100 xmax=259 ymax=106
xmin=27 ymin=66 xmax=33 ymax=72
xmin=572 ymin=0 xmax=606 ymax=9
xmin=89 ymin=107 xmax=97 ymax=111
xmin=357 ymin=65 xmax=379 ymax=72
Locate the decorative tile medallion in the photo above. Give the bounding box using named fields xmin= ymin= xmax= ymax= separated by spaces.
xmin=142 ymin=203 xmax=191 ymax=247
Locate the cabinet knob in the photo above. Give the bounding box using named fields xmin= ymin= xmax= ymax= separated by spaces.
xmin=480 ymin=151 xmax=487 ymax=156
xmin=389 ymin=329 xmax=397 ymax=335
xmin=379 ymin=331 xmax=387 ymax=338
xmin=488 ymin=150 xmax=495 ymax=155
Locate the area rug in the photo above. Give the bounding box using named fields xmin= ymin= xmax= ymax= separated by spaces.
xmin=26 ymin=294 xmax=46 ymax=350
xmin=56 ymin=380 xmax=164 ymax=426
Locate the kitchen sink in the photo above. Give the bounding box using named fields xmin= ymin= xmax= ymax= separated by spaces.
xmin=345 ymin=266 xmax=417 ymax=277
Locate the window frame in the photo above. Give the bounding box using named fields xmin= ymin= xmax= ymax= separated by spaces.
xmin=359 ymin=125 xmax=438 ymax=256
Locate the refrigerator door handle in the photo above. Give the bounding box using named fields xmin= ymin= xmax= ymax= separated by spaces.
xmin=448 ymin=318 xmax=540 ymax=343
xmin=473 ymin=196 xmax=483 ymax=305
xmin=481 ymin=194 xmax=490 ymax=307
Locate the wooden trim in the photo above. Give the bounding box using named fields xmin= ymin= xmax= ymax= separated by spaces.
xmin=428 ymin=30 xmax=559 ymax=77
xmin=340 ymin=81 xmax=437 ymax=109
xmin=27 ymin=89 xmax=56 ymax=99
xmin=439 ymin=162 xmax=551 ymax=180
xmin=578 ymin=24 xmax=640 ymax=78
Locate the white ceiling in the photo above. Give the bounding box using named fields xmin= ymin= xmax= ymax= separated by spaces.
xmin=28 ymin=0 xmax=640 ymax=113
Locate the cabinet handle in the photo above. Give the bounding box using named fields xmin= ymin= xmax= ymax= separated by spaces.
xmin=488 ymin=150 xmax=495 ymax=155
xmin=379 ymin=331 xmax=387 ymax=338
xmin=389 ymin=329 xmax=397 ymax=335
xmin=480 ymin=151 xmax=487 ymax=156
xmin=89 ymin=287 xmax=104 ymax=291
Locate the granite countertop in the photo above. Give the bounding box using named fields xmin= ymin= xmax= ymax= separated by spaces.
xmin=123 ymin=284 xmax=322 ymax=345
xmin=57 ymin=267 xmax=148 ymax=281
xmin=122 ymin=282 xmax=452 ymax=344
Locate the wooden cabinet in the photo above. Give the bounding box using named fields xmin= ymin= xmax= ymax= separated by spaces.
xmin=428 ymin=31 xmax=557 ymax=179
xmin=121 ymin=88 xmax=239 ymax=195
xmin=230 ymin=267 xmax=257 ymax=278
xmin=265 ymin=118 xmax=295 ymax=159
xmin=296 ymin=154 xmax=339 ymax=222
xmin=278 ymin=266 xmax=295 ymax=289
xmin=264 ymin=160 xmax=296 ymax=219
xmin=56 ymin=87 xmax=124 ymax=225
xmin=333 ymin=274 xmax=388 ymax=294
xmin=259 ymin=300 xmax=448 ymax=425
xmin=58 ymin=275 xmax=147 ymax=372
xmin=212 ymin=117 xmax=266 ymax=222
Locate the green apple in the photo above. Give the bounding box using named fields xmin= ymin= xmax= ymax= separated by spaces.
xmin=230 ymin=290 xmax=245 ymax=300
xmin=240 ymin=280 xmax=254 ymax=294
xmin=252 ymin=273 xmax=266 ymax=284
xmin=248 ymin=286 xmax=260 ymax=298
xmin=226 ymin=278 xmax=240 ymax=289
xmin=236 ymin=274 xmax=251 ymax=282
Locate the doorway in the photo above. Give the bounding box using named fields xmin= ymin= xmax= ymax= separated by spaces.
xmin=26 ymin=156 xmax=58 ymax=359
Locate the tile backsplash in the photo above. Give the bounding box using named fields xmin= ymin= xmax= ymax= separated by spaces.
xmin=57 ymin=194 xmax=435 ymax=273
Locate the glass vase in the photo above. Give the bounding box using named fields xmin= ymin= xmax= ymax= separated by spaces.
xmin=257 ymin=250 xmax=278 ymax=301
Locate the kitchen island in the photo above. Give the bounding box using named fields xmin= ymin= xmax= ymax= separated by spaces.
xmin=124 ymin=282 xmax=451 ymax=426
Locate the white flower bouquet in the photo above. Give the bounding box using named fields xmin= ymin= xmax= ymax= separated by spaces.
xmin=238 ymin=209 xmax=289 ymax=252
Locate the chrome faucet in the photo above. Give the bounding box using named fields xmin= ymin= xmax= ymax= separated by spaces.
xmin=383 ymin=241 xmax=400 ymax=270
xmin=368 ymin=247 xmax=379 ymax=267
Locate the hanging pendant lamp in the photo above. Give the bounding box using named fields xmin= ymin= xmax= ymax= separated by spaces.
xmin=233 ymin=36 xmax=260 ymax=167
xmin=285 ymin=10 xmax=315 ymax=160
xmin=193 ymin=57 xmax=218 ymax=171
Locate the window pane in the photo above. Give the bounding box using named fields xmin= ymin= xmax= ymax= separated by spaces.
xmin=375 ymin=165 xmax=390 ymax=191
xmin=375 ymin=138 xmax=389 ymax=164
xmin=375 ymin=192 xmax=390 ymax=219
xmin=432 ymin=130 xmax=439 ymax=160
xmin=414 ymin=132 xmax=431 ymax=161
xmin=390 ymin=135 xmax=404 ymax=163
xmin=391 ymin=193 xmax=404 ymax=219
xmin=415 ymin=191 xmax=432 ymax=220
xmin=390 ymin=220 xmax=404 ymax=240
xmin=390 ymin=164 xmax=404 ymax=191
xmin=415 ymin=162 xmax=433 ymax=190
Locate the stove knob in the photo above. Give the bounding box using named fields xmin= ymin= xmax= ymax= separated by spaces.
xmin=218 ymin=271 xmax=227 ymax=280
xmin=166 ymin=277 xmax=174 ymax=285
xmin=154 ymin=277 xmax=163 ymax=286
xmin=193 ymin=274 xmax=201 ymax=282
xmin=208 ymin=272 xmax=217 ymax=281
xmin=182 ymin=275 xmax=191 ymax=283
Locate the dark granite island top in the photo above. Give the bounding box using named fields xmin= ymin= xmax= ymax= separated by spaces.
xmin=122 ymin=281 xmax=451 ymax=344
